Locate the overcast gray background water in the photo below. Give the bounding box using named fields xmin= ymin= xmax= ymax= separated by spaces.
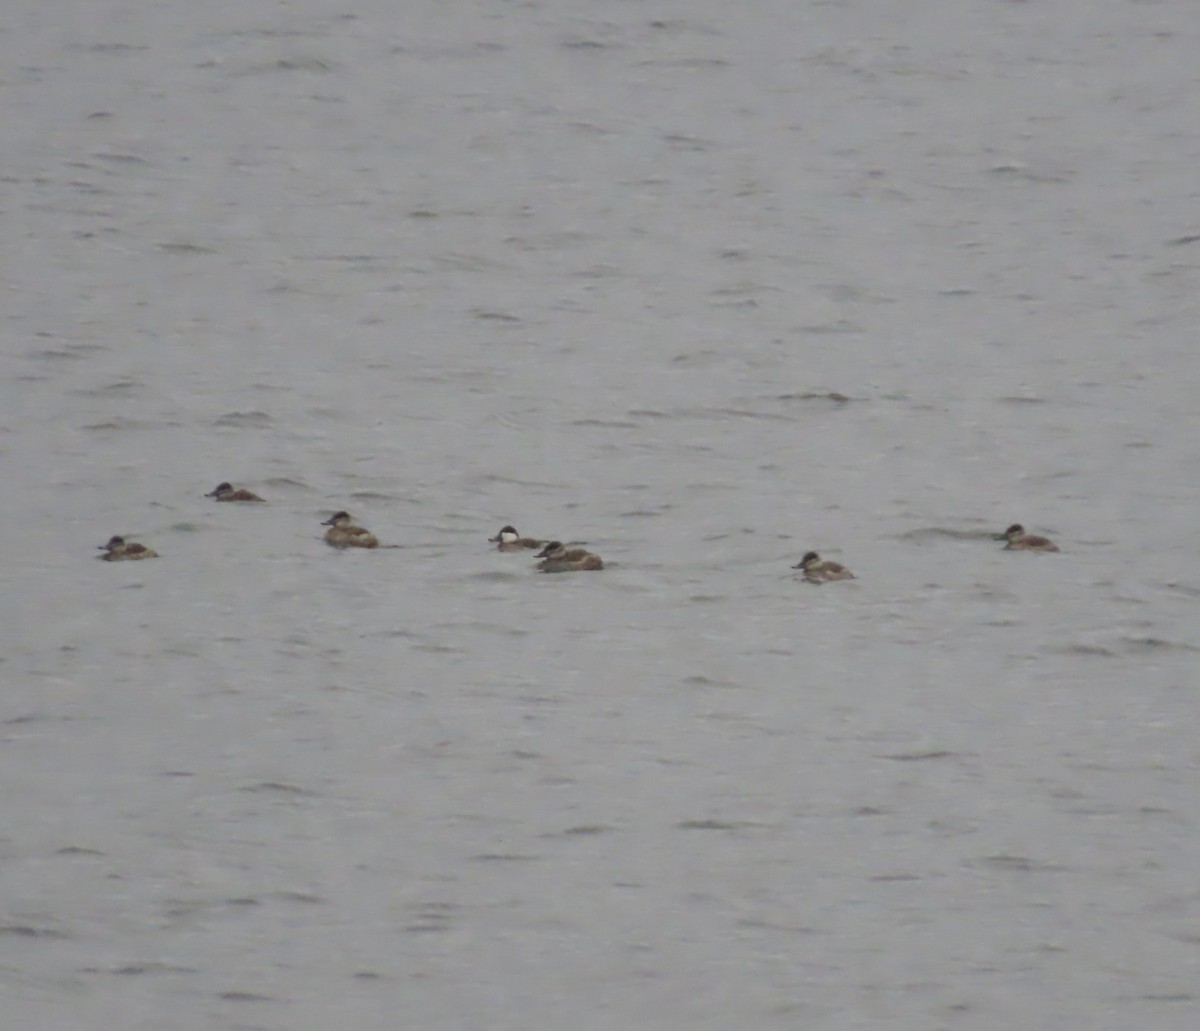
xmin=3 ymin=1 xmax=1199 ymax=1028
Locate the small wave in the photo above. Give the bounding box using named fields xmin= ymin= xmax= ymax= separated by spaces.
xmin=412 ymin=643 xmax=461 ymax=655
xmin=465 ymin=571 xmax=526 ymax=584
xmin=309 ymin=253 xmax=383 ymax=264
xmin=369 ymin=629 xmax=422 ymax=641
xmin=470 ymin=309 xmax=520 ymax=322
xmin=72 ymin=379 xmax=141 ymax=397
xmin=651 ymin=59 xmax=730 ymax=71
xmin=562 ymin=38 xmax=617 ymax=51
xmin=973 ymin=854 xmax=1066 ymax=874
xmin=70 ymin=42 xmax=148 ymax=53
xmin=659 ymin=131 xmax=718 ymax=150
xmin=239 ymin=781 xmax=316 ymax=796
xmin=431 ymin=621 xmax=527 ymax=638
xmin=345 ymin=490 xmax=401 ymax=502
xmin=217 ymin=991 xmax=274 ymax=1003
xmin=104 ymin=961 xmax=197 ymax=976
xmin=1055 ymin=643 xmax=1118 ymax=658
xmin=470 ymin=853 xmax=539 ymax=863
xmin=898 ymin=526 xmax=996 ymax=541
xmin=84 ymin=417 xmax=172 ymax=431
xmin=560 ymin=824 xmax=610 ymax=836
xmin=157 ymin=242 xmax=215 ymax=255
xmin=473 ymin=472 xmax=568 ymax=489
xmin=236 ymin=56 xmax=334 ymax=75
xmin=0 ymin=925 xmax=70 ymax=939
xmin=794 ymin=320 xmax=864 ymax=335
xmin=214 ymin=411 xmax=273 ymax=428
xmin=677 ymin=819 xmax=740 ymax=831
xmin=709 ymin=407 xmax=795 ymax=422
xmin=682 ymin=674 xmax=739 ymax=689
xmin=882 ymin=750 xmax=957 ymax=762
xmin=987 ymin=163 xmax=1071 ymax=184
xmin=271 ymin=891 xmax=321 ymax=905
xmin=29 ymin=345 xmax=103 ymax=361
xmin=626 ymin=406 xmax=793 ymax=422
xmin=402 ymin=902 xmax=457 ymax=933
xmin=91 ymin=151 xmax=148 ymax=165
xmin=776 ymin=391 xmax=854 ymax=404
xmin=1121 ymin=636 xmax=1200 ymax=654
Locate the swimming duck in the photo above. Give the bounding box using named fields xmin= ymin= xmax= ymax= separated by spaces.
xmin=793 ymin=550 xmax=855 ymax=583
xmin=206 ymin=482 xmax=265 ymax=503
xmin=98 ymin=535 xmax=159 ymax=561
xmin=489 ymin=525 xmax=544 ymax=551
xmin=994 ymin=524 xmax=1059 ymax=552
xmin=321 ymin=511 xmax=379 ymax=549
xmin=534 ymin=541 xmax=604 ymax=572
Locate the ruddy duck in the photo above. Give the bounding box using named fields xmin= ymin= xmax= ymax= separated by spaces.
xmin=793 ymin=550 xmax=855 ymax=583
xmin=995 ymin=524 xmax=1059 ymax=552
xmin=206 ymin=482 xmax=265 ymax=503
xmin=534 ymin=541 xmax=604 ymax=572
xmin=489 ymin=525 xmax=544 ymax=551
xmin=98 ymin=535 xmax=159 ymax=561
xmin=321 ymin=511 xmax=379 ymax=549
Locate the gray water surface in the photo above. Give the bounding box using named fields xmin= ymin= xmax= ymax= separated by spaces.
xmin=3 ymin=1 xmax=1199 ymax=1028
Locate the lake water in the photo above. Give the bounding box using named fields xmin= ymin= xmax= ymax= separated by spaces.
xmin=3 ymin=1 xmax=1199 ymax=1028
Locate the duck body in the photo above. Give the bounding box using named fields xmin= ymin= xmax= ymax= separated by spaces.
xmin=793 ymin=550 xmax=854 ymax=583
xmin=534 ymin=541 xmax=604 ymax=572
xmin=995 ymin=523 xmax=1059 ymax=552
xmin=206 ymin=482 xmax=265 ymax=503
xmin=321 ymin=511 xmax=379 ymax=549
xmin=489 ymin=525 xmax=544 ymax=551
xmin=98 ymin=535 xmax=159 ymax=561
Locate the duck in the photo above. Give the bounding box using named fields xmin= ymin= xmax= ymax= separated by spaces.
xmin=793 ymin=550 xmax=855 ymax=583
xmin=98 ymin=535 xmax=159 ymax=561
xmin=994 ymin=524 xmax=1059 ymax=552
xmin=321 ymin=511 xmax=379 ymax=549
xmin=489 ymin=525 xmax=544 ymax=551
xmin=205 ymin=482 xmax=266 ymax=503
xmin=534 ymin=541 xmax=604 ymax=572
